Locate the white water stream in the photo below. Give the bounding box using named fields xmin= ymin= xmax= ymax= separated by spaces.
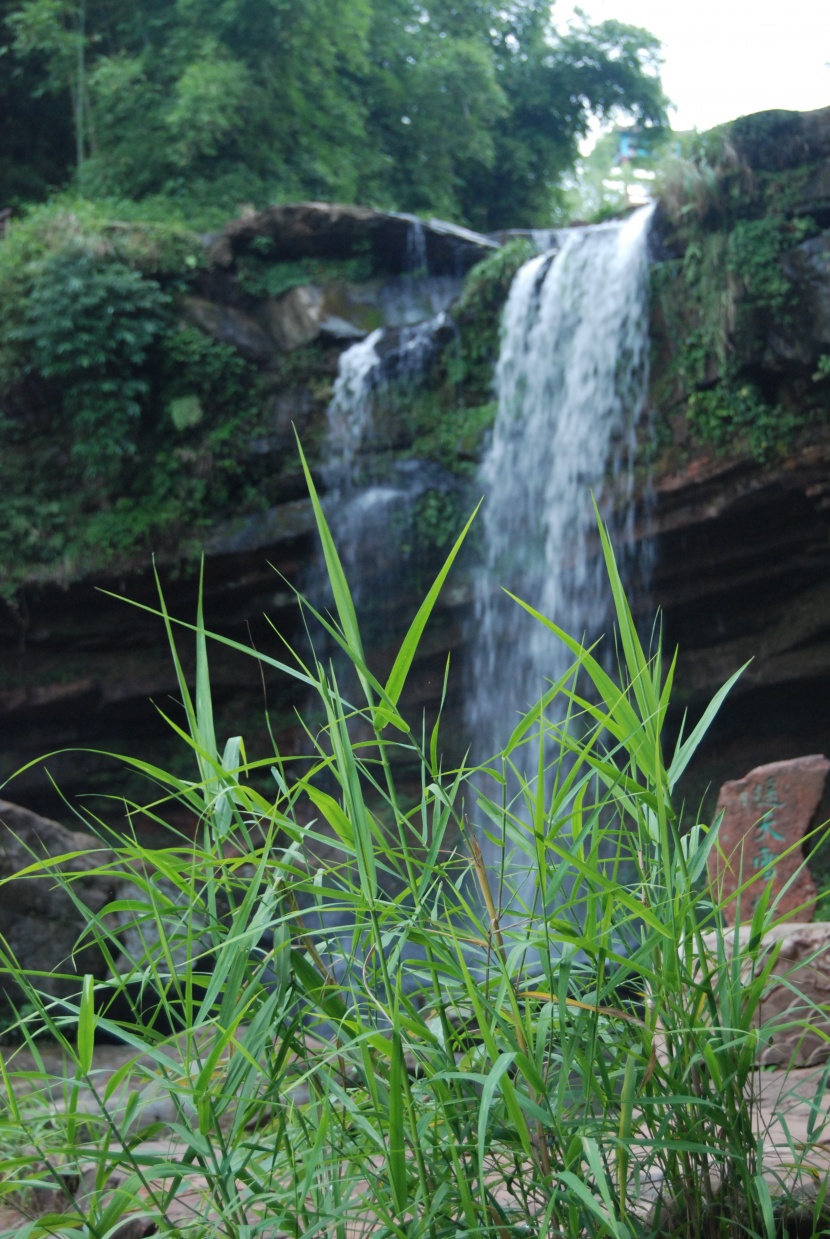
xmin=466 ymin=205 xmax=655 ymax=765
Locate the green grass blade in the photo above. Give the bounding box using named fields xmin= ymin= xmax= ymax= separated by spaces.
xmin=595 ymin=501 xmax=657 ymax=729
xmin=667 ymin=662 xmax=748 ymax=791
xmin=383 ymin=500 xmax=480 ymax=712
xmin=295 ymin=431 xmax=371 ymax=702
xmin=76 ymin=972 xmax=95 ymax=1077
xmin=194 ymin=559 xmax=218 ymax=773
xmin=477 ymin=1052 xmax=519 ymax=1179
xmin=388 ymin=1009 xmax=408 ymax=1217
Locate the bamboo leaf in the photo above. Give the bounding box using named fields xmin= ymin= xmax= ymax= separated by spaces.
xmin=668 ymin=662 xmax=748 ymax=791
xmin=305 ymin=785 xmax=355 ymax=850
xmin=384 ymin=501 xmax=480 ymax=713
xmin=77 ymin=973 xmax=95 ymax=1076
xmin=477 ymin=1052 xmax=519 ymax=1177
xmin=295 ymin=431 xmax=371 ymax=704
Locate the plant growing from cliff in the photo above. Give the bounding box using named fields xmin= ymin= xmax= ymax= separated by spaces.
xmin=0 ymin=201 xmax=278 ymax=600
xmin=685 ymin=380 xmax=808 ymax=461
xmin=235 ymin=250 xmax=374 ymax=302
xmin=657 ymin=131 xmax=755 ymax=230
xmin=450 ymin=237 xmax=534 ymax=396
xmin=650 ymin=179 xmax=824 ymax=463
xmin=1 ymin=457 xmax=829 ymax=1238
xmin=10 ymin=249 xmax=169 ymax=478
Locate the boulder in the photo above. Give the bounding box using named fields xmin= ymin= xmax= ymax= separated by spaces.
xmin=729 ymin=106 xmax=830 ymax=178
xmin=784 ymin=233 xmax=830 ymax=358
xmin=263 ymin=285 xmax=325 ymax=350
xmin=707 ymin=755 xmax=829 ymax=924
xmin=0 ymin=800 xmax=117 ymax=1010
xmin=179 ymin=296 xmax=277 ymax=363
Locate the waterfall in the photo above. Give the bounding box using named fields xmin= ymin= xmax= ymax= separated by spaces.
xmin=466 ymin=205 xmax=654 ymax=767
xmin=316 ymin=222 xmax=459 ymax=614
xmin=324 ymin=328 xmax=385 ymax=482
xmin=324 ymin=314 xmax=450 ymax=484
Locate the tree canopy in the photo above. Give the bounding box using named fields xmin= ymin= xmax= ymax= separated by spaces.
xmin=1 ymin=0 xmax=667 ymax=228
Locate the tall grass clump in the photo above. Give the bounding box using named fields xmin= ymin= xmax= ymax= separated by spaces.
xmin=0 ymin=446 xmax=829 ymax=1238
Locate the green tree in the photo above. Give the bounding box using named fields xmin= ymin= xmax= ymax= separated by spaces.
xmin=2 ymin=0 xmax=667 ymax=226
xmin=364 ymin=0 xmax=508 ymax=217
xmin=0 ymin=4 xmax=72 ymax=203
xmin=5 ymin=0 xmax=89 ymax=173
xmin=460 ymin=11 xmax=667 ymax=228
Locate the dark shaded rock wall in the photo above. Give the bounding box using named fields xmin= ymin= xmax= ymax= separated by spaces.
xmin=646 ymin=105 xmax=830 ymax=818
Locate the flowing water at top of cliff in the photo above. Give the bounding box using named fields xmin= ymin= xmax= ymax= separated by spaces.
xmin=466 ymin=204 xmax=654 ymax=767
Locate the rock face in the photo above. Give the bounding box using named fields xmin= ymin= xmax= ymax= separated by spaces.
xmin=0 ymin=800 xmax=117 ymax=1010
xmin=3 ymin=108 xmax=830 ymax=849
xmin=205 ymin=201 xmax=498 ymax=273
xmin=728 ymin=108 xmax=830 ymax=222
xmin=646 ymin=105 xmax=830 ymax=820
xmin=707 ymin=756 xmax=830 ymax=924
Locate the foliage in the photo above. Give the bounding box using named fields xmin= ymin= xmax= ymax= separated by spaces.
xmin=2 ymin=0 xmax=668 ymax=228
xmin=408 ymin=397 xmax=498 ymax=474
xmin=159 ymin=325 xmax=255 ymax=418
xmin=650 ymin=135 xmax=826 ymax=463
xmin=0 ymin=4 xmax=72 ymax=205
xmin=686 ymin=381 xmax=802 ymax=461
xmin=0 ymin=200 xmax=268 ymax=599
xmin=656 ymin=130 xmax=756 ymax=230
xmin=235 ymin=251 xmax=374 ymax=301
xmin=391 ymin=484 xmax=466 ymax=556
xmin=0 ymin=474 xmax=827 ymax=1239
xmin=460 ymin=12 xmax=668 ymax=229
xmin=727 ymin=215 xmax=814 ymax=320
xmin=451 ymin=237 xmax=535 ymax=394
xmin=11 ymin=248 xmax=168 ymax=477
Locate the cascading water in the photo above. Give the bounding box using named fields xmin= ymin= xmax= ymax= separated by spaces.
xmin=314 ymin=225 xmax=460 ymax=612
xmin=466 ymin=204 xmax=654 ymax=768
xmin=324 ymin=315 xmax=450 ymax=484
xmin=324 ymin=328 xmax=385 ymax=482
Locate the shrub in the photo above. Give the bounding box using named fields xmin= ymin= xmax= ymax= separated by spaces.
xmin=10 ymin=249 xmax=169 ymax=478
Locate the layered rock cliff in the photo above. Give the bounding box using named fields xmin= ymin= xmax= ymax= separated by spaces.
xmin=646 ymin=106 xmax=830 ymax=813
xmin=3 ymin=108 xmax=830 ymax=832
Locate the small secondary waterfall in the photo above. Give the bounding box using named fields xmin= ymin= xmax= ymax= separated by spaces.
xmin=325 ymin=315 xmax=449 ymax=483
xmin=466 ymin=205 xmax=654 ymax=766
xmin=313 ymin=225 xmax=460 ymax=614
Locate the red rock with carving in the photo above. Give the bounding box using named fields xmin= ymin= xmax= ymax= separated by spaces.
xmin=707 ymin=755 xmax=830 ymax=925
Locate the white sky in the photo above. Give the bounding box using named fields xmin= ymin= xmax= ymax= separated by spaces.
xmin=555 ymin=0 xmax=830 ymax=134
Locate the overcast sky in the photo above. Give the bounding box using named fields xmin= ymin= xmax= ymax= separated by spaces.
xmin=556 ymin=0 xmax=830 ymax=133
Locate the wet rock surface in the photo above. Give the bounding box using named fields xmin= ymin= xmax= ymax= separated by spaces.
xmin=648 ymin=439 xmax=830 ymax=823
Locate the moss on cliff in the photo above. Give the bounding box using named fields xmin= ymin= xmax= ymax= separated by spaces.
xmin=649 ymin=115 xmax=830 ymax=466
xmin=357 ymin=239 xmax=533 ymax=475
